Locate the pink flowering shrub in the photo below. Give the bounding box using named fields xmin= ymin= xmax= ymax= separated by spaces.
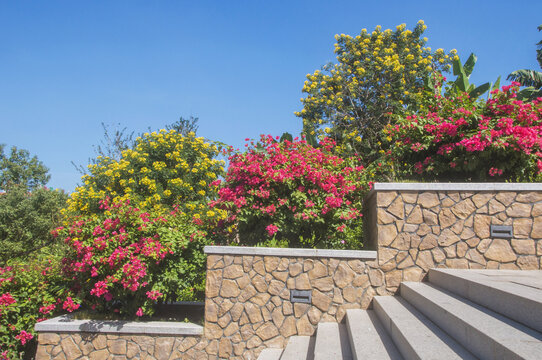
xmin=211 ymin=136 xmax=367 ymax=249
xmin=386 ymin=83 xmax=542 ymax=181
xmin=0 ymin=260 xmax=65 ymax=359
xmin=57 ymin=197 xmax=210 ymax=318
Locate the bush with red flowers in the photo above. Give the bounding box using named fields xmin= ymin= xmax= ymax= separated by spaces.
xmin=386 ymin=82 xmax=542 ymax=181
xmin=211 ymin=136 xmax=368 ymax=249
xmin=57 ymin=197 xmax=210 ymax=319
xmin=0 ymin=259 xmax=67 ymax=359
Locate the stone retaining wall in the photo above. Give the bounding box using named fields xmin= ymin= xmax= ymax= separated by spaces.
xmin=367 ymin=183 xmax=542 ymax=293
xmin=34 ymin=317 xmax=204 ymax=360
xmin=202 ymin=247 xmax=377 ymax=359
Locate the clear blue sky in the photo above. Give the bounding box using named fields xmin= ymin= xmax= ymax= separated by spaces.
xmin=1 ymin=0 xmax=541 ymax=192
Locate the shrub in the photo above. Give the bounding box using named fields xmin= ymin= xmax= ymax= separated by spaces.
xmin=211 ymin=136 xmax=368 ymax=249
xmin=66 ymin=129 xmax=225 ymax=221
xmin=387 ymin=82 xmax=542 ymax=181
xmin=57 ymin=197 xmax=210 ymax=318
xmin=0 ymin=259 xmax=66 ymax=359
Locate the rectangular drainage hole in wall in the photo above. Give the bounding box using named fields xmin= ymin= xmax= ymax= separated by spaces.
xmin=290 ymin=290 xmax=312 ymax=304
xmin=490 ymin=225 xmax=513 ymax=239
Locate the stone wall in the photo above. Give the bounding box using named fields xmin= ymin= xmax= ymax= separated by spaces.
xmin=368 ymin=183 xmax=542 ymax=293
xmin=34 ymin=317 xmax=204 ymax=360
xmin=202 ymin=247 xmax=377 ymax=359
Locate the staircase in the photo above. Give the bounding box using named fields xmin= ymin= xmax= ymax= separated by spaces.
xmin=257 ymin=269 xmax=542 ymax=360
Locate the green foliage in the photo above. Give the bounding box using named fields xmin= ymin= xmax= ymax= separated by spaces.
xmin=0 ymin=185 xmax=68 ymax=265
xmin=296 ymin=21 xmax=454 ymax=161
xmin=0 ymin=145 xmax=50 ymax=191
xmin=445 ymin=53 xmax=497 ymax=99
xmin=0 ymin=259 xmax=66 ymax=359
xmin=507 ymin=24 xmax=542 ymax=100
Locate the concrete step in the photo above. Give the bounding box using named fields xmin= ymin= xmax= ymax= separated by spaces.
xmin=313 ymin=322 xmax=352 ymax=360
xmin=345 ymin=309 xmax=402 ymax=360
xmin=280 ymin=335 xmax=314 ymax=360
xmin=257 ymin=348 xmax=283 ymax=360
xmin=373 ymin=295 xmax=475 ymax=360
xmin=401 ymin=281 xmax=542 ymax=360
xmin=428 ymin=268 xmax=542 ymax=333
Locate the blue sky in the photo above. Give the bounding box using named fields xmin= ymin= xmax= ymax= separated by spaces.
xmin=1 ymin=0 xmax=541 ymax=192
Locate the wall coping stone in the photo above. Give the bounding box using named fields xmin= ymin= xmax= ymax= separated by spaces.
xmin=372 ymin=182 xmax=542 ymax=192
xmin=34 ymin=315 xmax=203 ymax=335
xmin=204 ymin=246 xmax=377 ymax=259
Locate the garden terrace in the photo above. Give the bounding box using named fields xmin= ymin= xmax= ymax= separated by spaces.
xmin=35 ymin=183 xmax=542 ymax=359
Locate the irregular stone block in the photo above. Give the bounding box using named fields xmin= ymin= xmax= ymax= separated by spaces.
xmin=387 ymin=197 xmax=405 ymax=219
xmin=418 ymin=192 xmax=440 ymax=208
xmin=484 ymin=239 xmax=517 ymax=262
xmin=506 ymin=203 xmax=532 ymax=217
xmin=377 ymin=191 xmax=397 ymax=207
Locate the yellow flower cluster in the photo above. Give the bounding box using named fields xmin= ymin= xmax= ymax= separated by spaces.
xmin=66 ymin=130 xmax=226 ymax=222
xmin=295 ymin=21 xmax=454 ymax=154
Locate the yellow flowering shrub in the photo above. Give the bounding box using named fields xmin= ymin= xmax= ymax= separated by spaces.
xmin=67 ymin=130 xmax=226 ymax=222
xmin=296 ymin=21 xmax=455 ymax=161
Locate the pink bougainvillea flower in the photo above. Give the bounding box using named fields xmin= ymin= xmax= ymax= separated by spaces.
xmin=266 ymin=224 xmax=279 ymax=236
xmin=0 ymin=293 xmax=16 ymax=306
xmin=62 ymin=297 xmax=80 ymax=313
xmin=136 ymin=308 xmax=144 ymax=317
xmin=15 ymin=330 xmax=33 ymax=345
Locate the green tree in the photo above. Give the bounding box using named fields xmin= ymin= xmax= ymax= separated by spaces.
xmin=0 ymin=145 xmax=68 ymax=264
xmin=507 ymin=24 xmax=542 ymax=100
xmin=0 ymin=144 xmax=50 ymax=191
xmin=296 ymin=21 xmax=454 ymax=161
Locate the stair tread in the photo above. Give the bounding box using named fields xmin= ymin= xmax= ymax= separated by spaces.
xmin=345 ymin=309 xmax=402 ymax=360
xmin=314 ymin=322 xmax=352 ymax=360
xmin=430 ymin=269 xmax=542 ymax=298
xmin=429 ymin=268 xmax=542 ymax=332
xmin=374 ymin=295 xmax=476 ymax=360
xmin=281 ymin=335 xmax=313 ymax=360
xmin=257 ymin=348 xmax=283 ymax=360
xmin=401 ymin=281 xmax=542 ymax=359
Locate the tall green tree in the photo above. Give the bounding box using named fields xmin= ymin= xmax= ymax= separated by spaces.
xmin=0 ymin=145 xmax=67 ymax=264
xmin=507 ymin=24 xmax=542 ymax=100
xmin=0 ymin=185 xmax=67 ymax=264
xmin=0 ymin=144 xmax=50 ymax=191
xmin=296 ymin=21 xmax=454 ymax=161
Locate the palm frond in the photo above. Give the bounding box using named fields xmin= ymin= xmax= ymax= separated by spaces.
xmin=507 ymin=69 xmax=542 ymax=88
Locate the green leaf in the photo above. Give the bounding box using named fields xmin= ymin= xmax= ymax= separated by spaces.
xmin=491 ymin=76 xmax=501 ymax=92
xmin=455 ymin=70 xmax=469 ymax=92
xmin=517 ymin=87 xmax=538 ymax=101
xmin=469 ymin=82 xmax=491 ymax=98
xmin=507 ymin=69 xmax=542 ymax=88
xmin=305 ymin=132 xmax=319 ymax=147
xmin=463 ymin=53 xmax=477 ymax=78
xmin=280 ymin=132 xmax=293 ymax=143
xmin=424 ymin=74 xmax=434 ymax=90
xmin=452 ymin=56 xmax=464 ymax=76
